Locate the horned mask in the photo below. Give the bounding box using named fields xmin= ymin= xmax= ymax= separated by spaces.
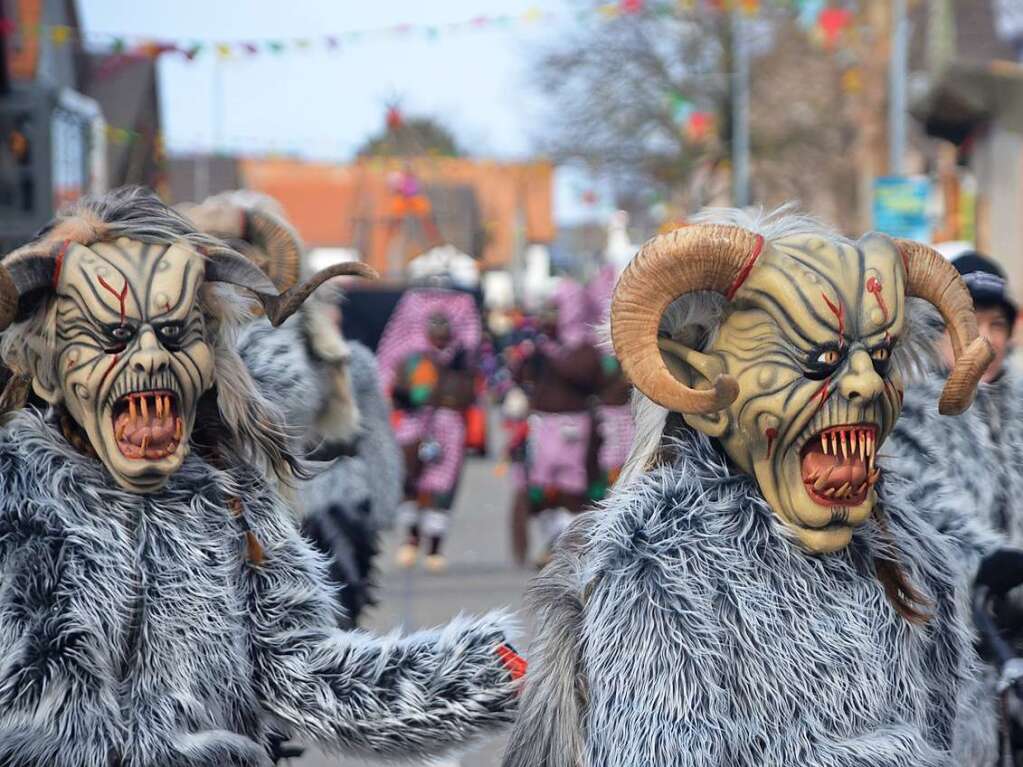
xmin=0 ymin=209 xmax=374 ymax=495
xmin=611 ymin=224 xmax=992 ymax=553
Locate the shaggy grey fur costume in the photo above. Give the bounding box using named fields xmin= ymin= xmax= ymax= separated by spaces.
xmin=888 ymin=368 xmax=1023 ymax=549
xmin=0 ymin=409 xmax=515 ymax=766
xmin=504 ymin=422 xmax=987 ymax=767
xmin=239 ymin=311 xmax=403 ymax=625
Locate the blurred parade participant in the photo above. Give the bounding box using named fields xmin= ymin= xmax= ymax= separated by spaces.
xmin=183 ymin=192 xmax=403 ymax=628
xmin=378 ymin=290 xmax=481 ymax=572
xmin=588 ymin=263 xmax=636 ymax=500
xmin=513 ymin=279 xmax=603 ymax=561
xmin=506 ymin=210 xmax=997 ymax=767
xmin=501 ymin=384 xmax=533 ymax=566
xmin=0 ymin=188 xmax=523 ymax=765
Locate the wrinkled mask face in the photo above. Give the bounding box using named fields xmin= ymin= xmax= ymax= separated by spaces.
xmin=32 ymin=238 xmax=215 ymax=493
xmin=680 ymin=234 xmax=906 ymax=552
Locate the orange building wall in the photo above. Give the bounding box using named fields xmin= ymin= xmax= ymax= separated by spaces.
xmin=240 ymin=157 xmax=553 ymax=275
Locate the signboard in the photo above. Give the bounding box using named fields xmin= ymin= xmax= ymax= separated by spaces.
xmin=872 ymin=176 xmax=933 ymax=241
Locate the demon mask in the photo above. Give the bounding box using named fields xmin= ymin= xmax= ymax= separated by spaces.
xmin=612 ymin=225 xmax=992 ymax=553
xmin=0 ymin=224 xmax=374 ymax=494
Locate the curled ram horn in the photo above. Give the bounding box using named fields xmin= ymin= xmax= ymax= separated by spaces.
xmin=895 ymin=238 xmax=994 ymax=415
xmin=610 ymin=224 xmax=761 ymax=414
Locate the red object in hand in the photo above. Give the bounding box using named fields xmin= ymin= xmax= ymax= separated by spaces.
xmin=496 ymin=643 xmax=527 ymax=681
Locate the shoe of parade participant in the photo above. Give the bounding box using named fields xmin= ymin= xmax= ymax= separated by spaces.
xmin=396 ymin=542 xmax=419 ymax=569
xmin=425 ymin=553 xmax=448 ymax=573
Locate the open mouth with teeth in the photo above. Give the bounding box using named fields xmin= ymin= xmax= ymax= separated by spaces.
xmin=800 ymin=424 xmax=879 ymax=507
xmin=112 ymin=390 xmax=183 ymax=460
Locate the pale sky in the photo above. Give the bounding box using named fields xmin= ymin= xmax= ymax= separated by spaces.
xmin=77 ymin=0 xmax=613 ymax=223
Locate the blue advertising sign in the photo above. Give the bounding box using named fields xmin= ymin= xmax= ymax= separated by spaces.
xmin=872 ymin=176 xmax=932 ymax=241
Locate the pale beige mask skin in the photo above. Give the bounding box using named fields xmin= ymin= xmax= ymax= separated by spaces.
xmin=664 ymin=234 xmax=906 ymax=552
xmin=30 ymin=238 xmax=215 ymax=493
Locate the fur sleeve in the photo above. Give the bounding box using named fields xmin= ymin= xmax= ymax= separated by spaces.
xmin=502 ymin=514 xmax=594 ymax=767
xmin=0 ymin=438 xmax=126 ymax=766
xmin=240 ymin=488 xmax=520 ymax=759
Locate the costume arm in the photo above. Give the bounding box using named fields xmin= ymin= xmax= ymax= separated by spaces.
xmin=246 ymin=501 xmax=523 ymax=758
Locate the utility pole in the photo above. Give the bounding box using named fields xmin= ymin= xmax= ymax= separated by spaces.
xmin=732 ymin=9 xmax=750 ymax=207
xmin=889 ymin=0 xmax=908 ymax=175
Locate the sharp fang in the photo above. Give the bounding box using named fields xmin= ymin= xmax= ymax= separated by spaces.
xmin=116 ymin=423 xmax=126 ymax=440
xmin=836 ymin=481 xmax=851 ymax=498
xmin=840 ymin=431 xmax=848 ymax=460
xmin=821 ymin=434 xmax=828 ymax=454
xmin=141 ymin=435 xmax=149 ymax=454
xmin=140 ymin=395 xmax=148 ymax=420
xmin=831 ymin=432 xmax=838 ymax=454
xmin=824 ymin=487 xmax=836 ymax=497
xmin=165 ymin=396 xmax=172 ymax=419
xmin=156 ymin=395 xmax=163 ymax=419
xmin=129 ymin=397 xmax=136 ymax=421
xmin=814 ymin=467 xmax=834 ymax=490
xmin=858 ymin=431 xmax=865 ymax=461
xmin=175 ymin=418 xmax=183 ymax=441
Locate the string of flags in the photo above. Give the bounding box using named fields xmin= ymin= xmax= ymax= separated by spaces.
xmin=0 ymin=1 xmax=860 ymax=64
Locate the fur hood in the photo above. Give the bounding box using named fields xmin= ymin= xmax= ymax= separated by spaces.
xmin=300 ymin=340 xmax=403 ymax=530
xmin=238 ymin=313 xmax=402 ymax=531
xmin=504 ymin=424 xmax=987 ymax=767
xmin=0 ymin=409 xmax=516 ymax=767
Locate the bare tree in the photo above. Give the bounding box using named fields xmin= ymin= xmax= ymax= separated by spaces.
xmin=531 ymin=4 xmax=864 ymax=230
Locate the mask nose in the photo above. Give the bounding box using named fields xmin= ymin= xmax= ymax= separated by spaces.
xmin=837 ymin=349 xmax=884 ymax=402
xmin=131 ymin=327 xmax=170 ymax=376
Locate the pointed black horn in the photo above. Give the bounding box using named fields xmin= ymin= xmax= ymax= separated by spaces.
xmin=204 ymin=248 xmax=377 ymax=326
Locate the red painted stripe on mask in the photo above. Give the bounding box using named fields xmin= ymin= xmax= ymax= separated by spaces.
xmin=52 ymin=240 xmax=71 ymax=288
xmin=725 ymin=234 xmax=765 ymax=300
